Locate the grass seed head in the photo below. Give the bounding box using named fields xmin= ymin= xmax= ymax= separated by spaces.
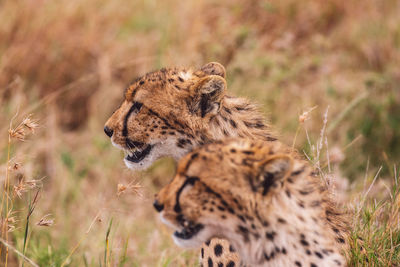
xmin=299 ymin=106 xmax=317 ymax=124
xmin=9 ymin=126 xmax=26 ymax=141
xmin=117 ymin=181 xmax=143 ymax=197
xmin=37 ymin=214 xmax=54 ymax=227
xmin=22 ymin=115 xmax=39 ymax=133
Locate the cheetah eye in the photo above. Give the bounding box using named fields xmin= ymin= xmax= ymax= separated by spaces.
xmin=132 ymin=102 xmax=143 ymax=112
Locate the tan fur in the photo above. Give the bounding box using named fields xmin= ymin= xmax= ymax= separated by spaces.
xmin=104 ymin=62 xmax=278 ymax=265
xmin=155 ymin=139 xmax=349 ymax=267
xmin=104 ymin=62 xmax=276 ymax=169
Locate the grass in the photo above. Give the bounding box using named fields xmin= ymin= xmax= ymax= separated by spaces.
xmin=0 ymin=0 xmax=399 ymax=266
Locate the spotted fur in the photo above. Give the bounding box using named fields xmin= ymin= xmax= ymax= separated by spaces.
xmin=154 ymin=139 xmax=349 ymax=267
xmin=104 ymin=62 xmax=275 ymax=170
xmin=104 ymin=62 xmax=276 ymax=265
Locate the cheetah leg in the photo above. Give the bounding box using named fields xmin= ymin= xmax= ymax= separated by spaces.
xmin=200 ymin=238 xmax=240 ymax=267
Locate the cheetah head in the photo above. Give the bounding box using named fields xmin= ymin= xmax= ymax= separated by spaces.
xmin=104 ymin=62 xmax=227 ymax=170
xmin=154 ymin=139 xmax=293 ymax=249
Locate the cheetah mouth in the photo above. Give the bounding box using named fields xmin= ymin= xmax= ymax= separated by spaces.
xmin=174 ymin=223 xmax=204 ymax=240
xmin=125 ymin=145 xmax=153 ymax=163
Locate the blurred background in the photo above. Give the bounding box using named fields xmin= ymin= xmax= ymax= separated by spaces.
xmin=0 ymin=0 xmax=399 ymax=266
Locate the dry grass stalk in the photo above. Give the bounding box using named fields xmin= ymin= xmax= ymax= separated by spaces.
xmin=117 ymin=181 xmax=143 ymax=197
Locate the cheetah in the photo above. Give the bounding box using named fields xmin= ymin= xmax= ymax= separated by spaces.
xmin=104 ymin=62 xmax=275 ymax=265
xmin=104 ymin=62 xmax=276 ymax=171
xmin=154 ymin=139 xmax=349 ymax=267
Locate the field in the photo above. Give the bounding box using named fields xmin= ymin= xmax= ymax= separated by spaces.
xmin=0 ymin=0 xmax=399 ymax=266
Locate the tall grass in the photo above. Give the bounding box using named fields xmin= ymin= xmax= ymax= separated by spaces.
xmin=0 ymin=0 xmax=399 ymax=266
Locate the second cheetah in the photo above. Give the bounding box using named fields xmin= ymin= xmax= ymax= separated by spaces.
xmin=154 ymin=139 xmax=348 ymax=267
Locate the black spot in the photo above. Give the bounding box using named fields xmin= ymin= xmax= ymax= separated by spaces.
xmin=310 ymin=264 xmax=317 ymax=267
xmin=242 ymin=150 xmax=254 ymax=155
xmin=270 ymin=251 xmax=275 ymax=259
xmin=334 ymin=259 xmax=342 ymax=266
xmin=322 ymin=249 xmax=333 ymax=255
xmin=217 ymin=206 xmax=225 ymax=211
xmin=229 ymin=119 xmax=237 ymax=128
xmin=264 ymin=252 xmax=270 ymax=261
xmin=178 ymin=76 xmax=184 ymax=82
xmin=301 ymin=239 xmax=310 ymax=247
xmin=205 ymin=240 xmax=211 ymax=246
xmin=277 ymin=218 xmax=286 ymax=224
xmin=266 ymin=231 xmax=276 ymax=241
xmin=299 ymin=189 xmax=312 ymax=195
xmin=237 ymin=225 xmax=250 ymax=242
xmin=237 ymin=215 xmax=246 ymax=223
xmin=227 ymin=261 xmax=235 ymax=267
xmin=315 ymin=251 xmax=323 ymax=259
xmin=230 ymin=148 xmax=236 ymax=153
xmin=295 ymin=261 xmax=302 ymax=267
xmin=208 ymin=257 xmax=213 ymax=267
xmin=336 ymin=237 xmax=345 ymax=243
xmin=217 ymin=263 xmax=223 ymax=267
xmin=177 ymin=138 xmax=188 ymax=148
xmin=282 ymin=247 xmax=287 ymax=254
xmin=227 ymin=207 xmax=235 ymax=214
xmin=229 ymin=245 xmax=235 ymax=252
xmin=285 ymin=189 xmax=291 ymax=198
xmin=306 ymin=249 xmax=311 ymax=255
xmin=139 ymin=80 xmax=145 ymax=85
xmin=223 ymin=107 xmax=232 ymax=114
xmin=201 ymin=248 xmax=204 ymax=258
xmin=214 ymin=244 xmax=223 ymax=257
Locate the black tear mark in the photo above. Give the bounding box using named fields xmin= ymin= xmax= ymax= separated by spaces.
xmin=123 ymin=102 xmax=143 ymax=136
xmin=174 ymin=176 xmax=199 ymax=213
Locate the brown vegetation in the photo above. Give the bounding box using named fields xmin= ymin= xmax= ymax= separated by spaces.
xmin=0 ymin=0 xmax=399 ymax=266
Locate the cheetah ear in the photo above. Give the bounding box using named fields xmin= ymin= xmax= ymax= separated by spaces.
xmin=200 ymin=62 xmax=226 ymax=78
xmin=254 ymin=155 xmax=293 ymax=195
xmin=189 ymin=75 xmax=227 ymax=118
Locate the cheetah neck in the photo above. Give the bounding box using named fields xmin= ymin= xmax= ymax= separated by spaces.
xmin=222 ymin=164 xmax=347 ymax=267
xmin=206 ymin=96 xmax=277 ymax=143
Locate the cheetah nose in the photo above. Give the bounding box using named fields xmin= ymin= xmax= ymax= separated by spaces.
xmin=104 ymin=126 xmax=114 ymax=138
xmin=153 ymin=200 xmax=164 ymax=212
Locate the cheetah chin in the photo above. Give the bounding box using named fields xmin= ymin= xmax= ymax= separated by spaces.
xmin=123 ymin=144 xmax=156 ymax=170
xmin=159 ymin=213 xmax=215 ymax=249
xmin=172 ymin=224 xmax=217 ymax=249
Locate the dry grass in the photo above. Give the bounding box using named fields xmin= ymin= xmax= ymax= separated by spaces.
xmin=0 ymin=0 xmax=399 ymax=266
